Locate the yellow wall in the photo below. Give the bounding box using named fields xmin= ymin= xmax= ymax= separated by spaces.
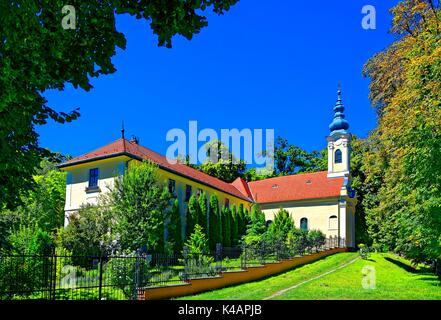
xmin=155 ymin=169 xmax=251 ymax=211
xmin=62 ymin=157 xmax=252 ymax=224
xmin=260 ymin=198 xmax=340 ymax=238
xmin=63 ymin=156 xmax=130 ymax=214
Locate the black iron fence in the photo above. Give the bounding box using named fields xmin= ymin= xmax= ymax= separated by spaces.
xmin=0 ymin=236 xmax=345 ymax=300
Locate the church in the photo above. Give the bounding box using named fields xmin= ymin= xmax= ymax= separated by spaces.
xmin=59 ymin=88 xmax=357 ymax=247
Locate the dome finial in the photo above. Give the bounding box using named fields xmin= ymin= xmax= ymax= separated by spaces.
xmin=329 ymin=83 xmax=349 ymax=135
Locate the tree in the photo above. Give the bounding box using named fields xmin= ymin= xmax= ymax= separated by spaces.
xmin=221 ymin=206 xmax=231 ymax=247
xmin=230 ymin=204 xmax=239 ymax=246
xmin=244 ymin=208 xmax=251 ymax=231
xmin=0 ymin=158 xmax=66 ymax=234
xmin=208 ymin=194 xmax=222 ymax=249
xmin=196 ymin=140 xmax=246 ymax=182
xmin=363 ymin=0 xmax=441 ymax=264
xmin=242 ymin=204 xmax=267 ymax=246
xmin=272 ymin=137 xmax=326 ymax=176
xmin=109 ymin=160 xmax=171 ymax=253
xmin=184 ymin=224 xmax=209 ymax=255
xmin=186 ymin=194 xmax=200 ymax=239
xmin=62 ymin=204 xmax=115 ymax=263
xmin=268 ymin=208 xmax=295 ymax=242
xmin=24 ymin=166 xmax=66 ymax=232
xmin=168 ymin=199 xmax=182 ymax=253
xmin=349 ymin=135 xmax=375 ymax=246
xmin=307 ymin=230 xmax=326 ymax=252
xmin=237 ymin=204 xmax=246 ymax=237
xmin=198 ymin=191 xmax=208 ymax=232
xmin=0 ymin=0 xmax=239 ymax=209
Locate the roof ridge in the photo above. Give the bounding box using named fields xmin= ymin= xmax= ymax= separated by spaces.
xmin=64 ymin=138 xmax=125 ymax=164
xmin=248 ymin=170 xmax=328 ymax=184
xmin=131 ymin=143 xmax=253 ymax=201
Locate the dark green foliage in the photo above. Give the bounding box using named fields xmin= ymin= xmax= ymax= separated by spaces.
xmin=362 ymin=1 xmax=441 ymax=265
xmin=222 ymin=207 xmax=231 ymax=247
xmin=62 ymin=205 xmax=114 ymax=263
xmin=198 ymin=192 xmax=208 ymax=232
xmin=0 ymin=159 xmax=66 ymax=239
xmin=0 ymin=227 xmax=54 ymax=299
xmin=168 ymin=199 xmax=182 ymax=253
xmin=184 ymin=224 xmax=209 ymax=255
xmin=230 ymin=204 xmax=239 ymax=246
xmin=109 ymin=161 xmax=171 ymax=253
xmin=307 ymin=230 xmax=326 ymax=252
xmin=243 ymin=208 xmax=251 ymax=231
xmin=286 ymin=228 xmax=310 ymax=255
xmin=237 ymin=204 xmax=245 ymax=237
xmin=358 ymin=244 xmax=370 ymax=260
xmin=242 ymin=204 xmax=267 ymax=246
xmin=106 ymin=251 xmax=150 ymax=300
xmin=268 ymin=208 xmax=295 ymax=241
xmin=196 ymin=140 xmax=246 ymax=182
xmin=208 ymin=194 xmax=222 ymax=250
xmin=0 ymin=0 xmax=238 ymax=209
xmin=186 ymin=194 xmax=200 ymax=239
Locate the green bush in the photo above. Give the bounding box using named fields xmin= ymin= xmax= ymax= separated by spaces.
xmin=230 ymin=204 xmax=239 ymax=246
xmin=168 ymin=199 xmax=182 ymax=253
xmin=208 ymin=195 xmax=222 ymax=250
xmin=198 ymin=192 xmax=208 ymax=232
xmin=358 ymin=244 xmax=370 ymax=260
xmin=307 ymin=230 xmax=326 ymax=252
xmin=106 ymin=252 xmax=150 ymax=300
xmin=222 ymin=207 xmax=231 ymax=247
xmin=186 ymin=194 xmax=199 ymax=239
xmin=286 ymin=228 xmax=310 ymax=256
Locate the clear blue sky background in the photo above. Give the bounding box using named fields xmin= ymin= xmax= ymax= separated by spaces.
xmin=38 ymin=0 xmax=400 ymax=162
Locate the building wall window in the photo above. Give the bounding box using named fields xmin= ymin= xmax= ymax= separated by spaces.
xmin=334 ymin=149 xmax=342 ymax=164
xmin=329 ymin=215 xmax=338 ymax=229
xmin=224 ymin=198 xmax=230 ymax=209
xmin=196 ymin=188 xmax=203 ymax=198
xmin=88 ymin=168 xmax=99 ymax=188
xmin=300 ymin=217 xmax=308 ymax=231
xmin=168 ymin=179 xmax=176 ymax=196
xmin=185 ymin=185 xmax=192 ymax=202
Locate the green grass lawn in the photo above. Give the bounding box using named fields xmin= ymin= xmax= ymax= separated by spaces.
xmin=179 ymin=252 xmax=441 ymax=300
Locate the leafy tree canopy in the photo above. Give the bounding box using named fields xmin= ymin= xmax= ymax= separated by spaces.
xmin=0 ymin=0 xmax=238 ymax=209
xmin=363 ymin=0 xmax=441 ymax=263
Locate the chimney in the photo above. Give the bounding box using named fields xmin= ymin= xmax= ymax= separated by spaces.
xmin=130 ymin=135 xmax=139 ymax=145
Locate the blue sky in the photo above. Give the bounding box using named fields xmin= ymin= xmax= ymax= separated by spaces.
xmin=38 ymin=0 xmax=400 ymax=161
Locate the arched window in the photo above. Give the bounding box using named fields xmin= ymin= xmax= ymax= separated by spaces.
xmin=334 ymin=149 xmax=342 ymax=164
xmin=300 ymin=218 xmax=308 ymax=231
xmin=329 ymin=215 xmax=338 ymax=229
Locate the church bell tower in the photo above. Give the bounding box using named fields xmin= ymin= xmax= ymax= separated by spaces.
xmin=327 ymin=85 xmax=351 ymax=179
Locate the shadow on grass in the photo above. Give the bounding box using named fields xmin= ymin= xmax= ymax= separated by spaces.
xmin=384 ymin=256 xmax=432 ymax=275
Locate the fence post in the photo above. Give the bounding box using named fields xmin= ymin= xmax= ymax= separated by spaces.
xmin=50 ymin=253 xmax=57 ymax=300
xmin=98 ymin=255 xmax=103 ymax=300
xmin=183 ymin=246 xmax=189 ymax=281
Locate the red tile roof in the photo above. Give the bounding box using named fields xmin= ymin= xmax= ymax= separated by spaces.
xmin=60 ymin=138 xmax=252 ymax=201
xmin=248 ymin=171 xmax=343 ymax=203
xmin=231 ymin=177 xmax=254 ymax=201
xmin=60 ymin=139 xmax=344 ymax=204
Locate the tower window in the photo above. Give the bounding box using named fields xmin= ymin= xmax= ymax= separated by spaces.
xmin=334 ymin=149 xmax=342 ymax=164
xmin=300 ymin=218 xmax=308 ymax=231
